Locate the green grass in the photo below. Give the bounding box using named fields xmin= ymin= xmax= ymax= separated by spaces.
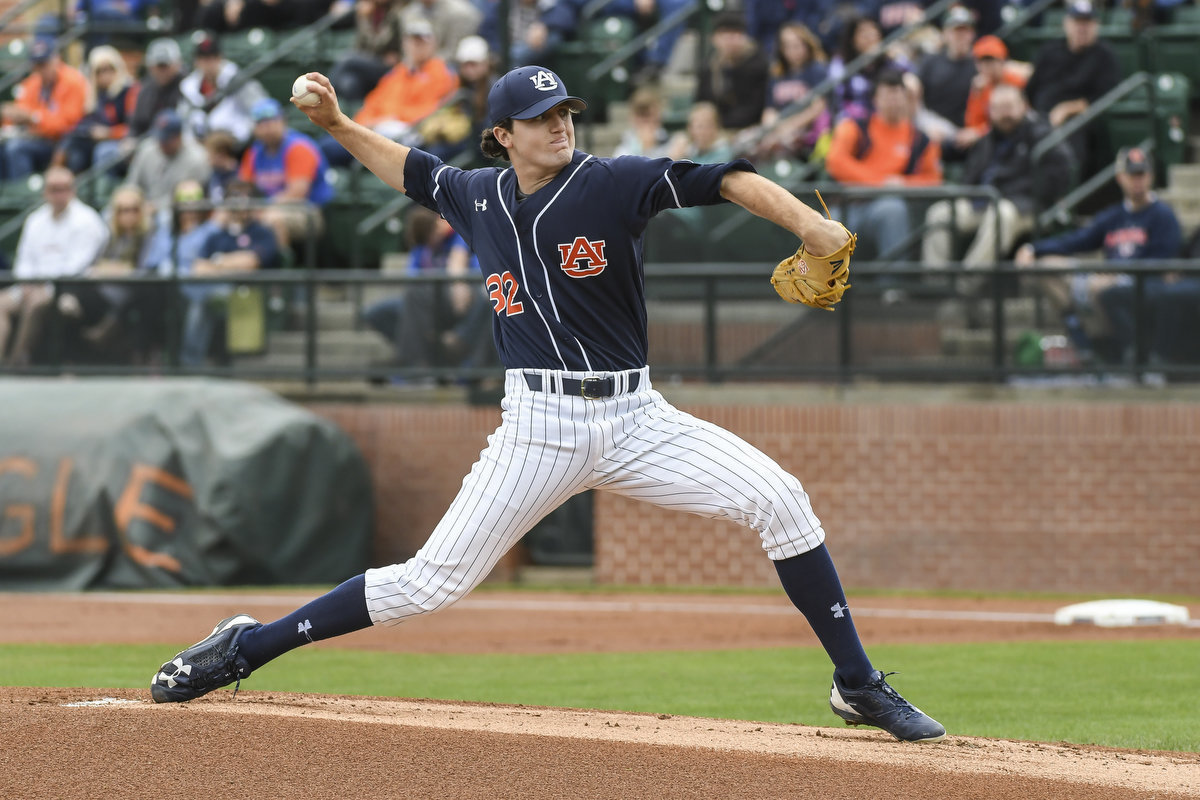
xmin=4 ymin=639 xmax=1198 ymax=751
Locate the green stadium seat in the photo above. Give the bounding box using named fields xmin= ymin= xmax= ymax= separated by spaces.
xmin=1041 ymin=8 xmax=1067 ymax=30
xmin=1101 ymin=72 xmax=1189 ymax=179
xmin=584 ymin=15 xmax=637 ymax=52
xmin=1103 ymin=6 xmax=1134 ymax=27
xmin=1144 ymin=24 xmax=1200 ymax=98
xmin=1169 ymin=4 xmax=1200 ymax=24
xmin=220 ymin=28 xmax=278 ymax=64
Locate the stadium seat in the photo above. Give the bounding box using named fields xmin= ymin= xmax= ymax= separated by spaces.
xmin=220 ymin=27 xmax=278 ymax=65
xmin=1144 ymin=24 xmax=1200 ymax=99
xmin=1102 ymin=72 xmax=1189 ymax=178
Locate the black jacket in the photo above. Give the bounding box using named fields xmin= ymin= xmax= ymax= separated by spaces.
xmin=130 ymin=73 xmax=183 ymax=137
xmin=961 ymin=114 xmax=1074 ymax=215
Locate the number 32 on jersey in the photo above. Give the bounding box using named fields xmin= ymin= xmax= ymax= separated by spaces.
xmin=486 ymin=271 xmax=524 ymax=316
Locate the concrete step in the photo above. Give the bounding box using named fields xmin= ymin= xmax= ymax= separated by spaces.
xmin=934 ymin=296 xmax=1040 ymax=329
xmin=940 ymin=326 xmax=1042 ymax=358
xmin=1168 ymin=161 xmax=1200 ymax=187
xmin=265 ymin=329 xmax=393 ymax=362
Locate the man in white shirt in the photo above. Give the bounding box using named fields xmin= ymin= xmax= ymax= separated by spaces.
xmin=178 ymin=33 xmax=267 ymax=147
xmin=0 ymin=166 xmax=108 ymax=366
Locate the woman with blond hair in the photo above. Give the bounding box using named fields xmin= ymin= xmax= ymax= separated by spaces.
xmin=55 ymin=45 xmax=139 ymax=175
xmin=57 ymin=184 xmax=164 ymax=362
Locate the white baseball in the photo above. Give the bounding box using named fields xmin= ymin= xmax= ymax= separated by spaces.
xmin=291 ymin=75 xmax=321 ymax=107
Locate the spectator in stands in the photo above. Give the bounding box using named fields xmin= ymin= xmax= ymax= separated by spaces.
xmin=416 ymin=35 xmax=493 ymax=162
xmin=957 ymin=0 xmax=1006 ymax=36
xmin=196 ymin=0 xmax=329 ymax=32
xmin=56 ymin=184 xmax=165 ymax=363
xmin=479 ymin=0 xmax=578 ymax=66
xmin=70 ymin=1 xmax=163 ymax=49
xmin=826 ymin=14 xmax=911 ymax=123
xmin=958 ymin=35 xmax=1028 ymax=149
xmin=202 ymin=129 xmax=241 ymax=202
xmin=72 ymin=0 xmax=160 ymax=24
xmin=1023 ymin=0 xmax=1122 ymax=176
xmin=143 ymin=179 xmax=221 ymax=362
xmin=914 ymin=5 xmax=977 ymax=159
xmin=130 ymin=38 xmax=186 ymax=139
xmin=178 ymin=33 xmax=268 ymax=146
xmin=667 ymin=102 xmax=733 ymax=164
xmin=54 ymin=45 xmax=139 ymax=177
xmin=1123 ymin=227 xmax=1200 ymax=364
xmin=743 ymin=0 xmax=830 ymax=54
xmin=403 ymin=0 xmax=482 ymax=65
xmin=127 ymin=109 xmax=212 ymax=212
xmin=0 ymin=39 xmax=88 ymax=181
xmin=327 ymin=0 xmax=405 ymax=103
xmin=922 ymin=84 xmax=1073 ymax=295
xmin=240 ymin=98 xmax=333 ymax=250
xmin=825 ymin=67 xmax=942 ymax=286
xmin=181 ymin=179 xmax=281 ymax=365
xmin=324 ymin=18 xmax=459 ymax=164
xmin=696 ymin=10 xmax=770 ymax=131
xmin=746 ymin=21 xmax=830 ymax=163
xmin=612 ymin=86 xmax=670 ymax=158
xmin=1016 ymin=146 xmax=1182 ymax=363
xmin=0 ymin=167 xmax=108 ymax=366
xmin=362 ymin=204 xmax=490 ymax=377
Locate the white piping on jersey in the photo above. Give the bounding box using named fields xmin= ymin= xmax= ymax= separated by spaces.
xmin=530 ymin=154 xmax=594 ymax=370
xmin=662 ymin=168 xmax=683 ymax=208
xmin=431 ymin=164 xmax=452 ymax=201
xmin=496 ymin=167 xmax=570 ymax=369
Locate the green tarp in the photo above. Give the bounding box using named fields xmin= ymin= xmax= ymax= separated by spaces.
xmin=0 ymin=379 xmax=372 ymax=589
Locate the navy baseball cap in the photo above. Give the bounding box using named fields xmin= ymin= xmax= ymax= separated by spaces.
xmin=153 ymin=109 xmax=183 ymax=141
xmin=29 ymin=38 xmax=54 ymax=64
xmin=251 ymin=97 xmax=283 ymax=122
xmin=1067 ymin=0 xmax=1097 ymax=19
xmin=1117 ymin=146 xmax=1152 ymax=175
xmin=486 ymin=66 xmax=586 ymax=126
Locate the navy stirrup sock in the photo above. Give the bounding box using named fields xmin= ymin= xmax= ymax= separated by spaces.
xmin=237 ymin=574 xmax=372 ymax=671
xmin=774 ymin=544 xmax=874 ymax=689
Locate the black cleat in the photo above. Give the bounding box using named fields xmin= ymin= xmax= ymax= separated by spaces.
xmin=829 ymin=670 xmax=946 ymax=742
xmin=150 ymin=614 xmax=261 ymax=703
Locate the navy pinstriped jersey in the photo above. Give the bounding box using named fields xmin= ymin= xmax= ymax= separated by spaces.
xmin=402 ymin=148 xmax=755 ymax=371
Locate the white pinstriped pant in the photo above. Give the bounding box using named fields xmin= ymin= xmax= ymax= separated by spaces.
xmin=364 ymin=367 xmax=825 ymax=625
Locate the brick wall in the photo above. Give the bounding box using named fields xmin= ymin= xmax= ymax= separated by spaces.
xmin=308 ymin=398 xmax=1200 ymax=595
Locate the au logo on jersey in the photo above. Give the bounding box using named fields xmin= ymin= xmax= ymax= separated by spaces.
xmin=530 ymin=70 xmax=558 ymax=91
xmin=558 ymin=237 xmax=607 ymax=277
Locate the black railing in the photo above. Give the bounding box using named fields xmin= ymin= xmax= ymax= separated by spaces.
xmin=3 ymin=259 xmax=1198 ymax=386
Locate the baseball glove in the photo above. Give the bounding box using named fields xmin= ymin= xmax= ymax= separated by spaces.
xmin=770 ymin=190 xmax=855 ymax=310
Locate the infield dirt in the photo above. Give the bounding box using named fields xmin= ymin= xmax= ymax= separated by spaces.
xmin=2 ymin=591 xmax=1198 ymax=799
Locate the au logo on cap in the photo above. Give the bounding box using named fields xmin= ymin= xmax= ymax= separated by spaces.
xmin=530 ymin=70 xmax=559 ymax=91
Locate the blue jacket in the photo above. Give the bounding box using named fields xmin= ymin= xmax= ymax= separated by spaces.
xmin=1032 ymin=198 xmax=1183 ymax=261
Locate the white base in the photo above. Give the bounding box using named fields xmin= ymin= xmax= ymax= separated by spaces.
xmin=1053 ymin=598 xmax=1190 ymax=627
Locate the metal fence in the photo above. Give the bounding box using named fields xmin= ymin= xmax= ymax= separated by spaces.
xmin=3 ymin=258 xmax=1199 ymax=386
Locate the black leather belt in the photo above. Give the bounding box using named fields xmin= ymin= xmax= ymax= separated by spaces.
xmin=524 ymin=372 xmax=641 ymax=399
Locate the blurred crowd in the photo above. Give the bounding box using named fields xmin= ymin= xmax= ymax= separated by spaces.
xmin=2 ymin=0 xmax=1200 ymax=370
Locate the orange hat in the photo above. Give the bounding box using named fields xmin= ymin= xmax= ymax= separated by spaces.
xmin=972 ymin=35 xmax=1008 ymax=61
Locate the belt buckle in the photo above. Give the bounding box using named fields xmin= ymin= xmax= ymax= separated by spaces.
xmin=580 ymin=376 xmax=606 ymax=399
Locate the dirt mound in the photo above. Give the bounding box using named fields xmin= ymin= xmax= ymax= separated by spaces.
xmin=3 ymin=688 xmax=1197 ymax=800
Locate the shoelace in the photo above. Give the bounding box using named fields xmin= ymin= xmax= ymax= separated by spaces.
xmin=871 ymin=672 xmax=920 ymax=718
xmin=228 ymin=641 xmax=247 ymax=700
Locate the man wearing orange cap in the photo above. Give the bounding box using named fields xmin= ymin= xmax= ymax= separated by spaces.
xmin=958 ymin=35 xmax=1029 ymax=149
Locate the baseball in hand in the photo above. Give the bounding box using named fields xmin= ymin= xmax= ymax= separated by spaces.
xmin=292 ymin=76 xmax=321 ymax=107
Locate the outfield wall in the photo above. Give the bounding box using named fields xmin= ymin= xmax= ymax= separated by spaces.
xmin=310 ymin=390 xmax=1200 ymax=596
